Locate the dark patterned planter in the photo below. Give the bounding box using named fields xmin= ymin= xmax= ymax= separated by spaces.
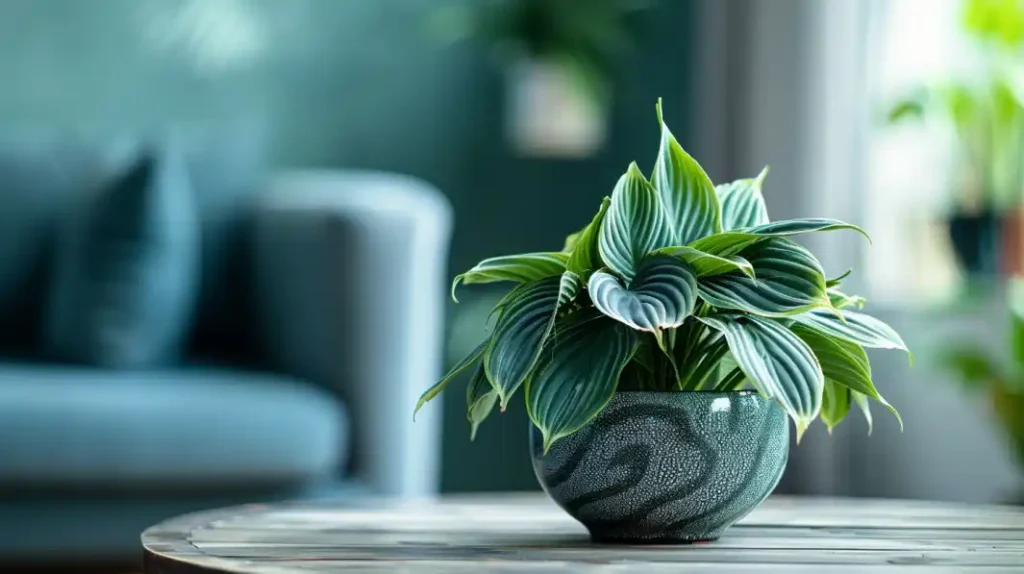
xmin=531 ymin=391 xmax=788 ymax=543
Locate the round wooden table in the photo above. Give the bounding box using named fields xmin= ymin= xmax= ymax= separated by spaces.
xmin=142 ymin=494 xmax=1024 ymax=573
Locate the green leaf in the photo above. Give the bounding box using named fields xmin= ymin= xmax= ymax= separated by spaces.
xmin=826 ymin=269 xmax=852 ymax=289
xmin=558 ymin=270 xmax=583 ymax=306
xmin=938 ymin=346 xmax=1001 ymax=391
xmin=746 ymin=218 xmax=871 ymax=242
xmin=820 ymin=380 xmax=851 ymax=433
xmin=452 ymin=252 xmax=567 ymax=301
xmin=589 ymin=255 xmax=698 ymax=331
xmin=792 ymin=325 xmax=902 ymax=431
xmin=717 ymin=167 xmax=770 ymax=230
xmin=484 ymin=276 xmax=563 ymax=409
xmin=698 ymin=238 xmax=831 ymax=317
xmin=526 ymin=315 xmax=638 ymax=453
xmin=793 ymin=309 xmax=909 ymax=355
xmin=652 ymin=245 xmax=755 ymax=278
xmin=598 ymin=162 xmax=671 ymax=281
xmin=852 ymin=391 xmax=874 ymax=434
xmin=699 ymin=315 xmax=824 ymax=440
xmin=652 ymin=99 xmax=721 ymax=244
xmin=562 ymin=231 xmax=582 ymax=253
xmin=828 ymin=289 xmax=866 ymax=310
xmin=566 ymin=197 xmax=611 ymax=277
xmin=466 ymin=364 xmax=498 ymax=441
xmin=415 ymin=339 xmax=488 ymax=417
xmin=687 ymin=231 xmax=762 ymax=257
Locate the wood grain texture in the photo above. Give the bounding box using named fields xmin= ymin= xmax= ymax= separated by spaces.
xmin=141 ymin=495 xmax=1024 ymax=573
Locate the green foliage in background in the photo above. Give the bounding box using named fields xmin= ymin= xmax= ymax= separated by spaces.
xmin=428 ymin=0 xmax=650 ymax=106
xmin=887 ymin=0 xmax=1024 ymax=211
xmin=940 ymin=279 xmax=1024 ymax=467
xmin=418 ymin=100 xmax=910 ymax=452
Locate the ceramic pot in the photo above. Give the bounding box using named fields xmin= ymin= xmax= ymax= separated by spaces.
xmin=530 ymin=391 xmax=788 ymax=543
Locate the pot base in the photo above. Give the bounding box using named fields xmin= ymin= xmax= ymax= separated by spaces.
xmin=590 ymin=533 xmax=720 ymax=545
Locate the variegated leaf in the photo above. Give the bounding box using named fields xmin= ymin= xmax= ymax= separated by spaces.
xmin=699 ymin=315 xmax=824 ymax=440
xmin=566 ymin=197 xmax=611 ymax=277
xmin=415 ymin=339 xmax=487 ymax=416
xmin=793 ymin=308 xmax=909 ymax=355
xmin=452 ymin=252 xmax=567 ymax=301
xmin=526 ymin=315 xmax=637 ymax=453
xmin=598 ymin=162 xmax=671 ymax=281
xmin=588 ymin=255 xmax=698 ymax=331
xmin=698 ymin=238 xmax=831 ymax=317
xmin=652 ymin=99 xmax=721 ymax=244
xmin=466 ymin=364 xmax=498 ymax=441
xmin=717 ymin=167 xmax=770 ymax=230
xmin=653 ymin=245 xmax=754 ymax=278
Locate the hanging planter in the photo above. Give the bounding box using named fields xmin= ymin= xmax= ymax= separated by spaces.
xmin=505 ymin=57 xmax=609 ymax=157
xmin=429 ymin=0 xmax=648 ymax=157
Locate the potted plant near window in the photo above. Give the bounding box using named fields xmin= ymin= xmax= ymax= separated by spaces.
xmin=429 ymin=0 xmax=649 ymax=157
xmin=887 ymin=0 xmax=1024 ymax=279
xmin=417 ymin=100 xmax=910 ymax=543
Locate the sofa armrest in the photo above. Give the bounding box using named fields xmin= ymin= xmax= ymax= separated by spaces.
xmin=250 ymin=170 xmax=453 ymax=497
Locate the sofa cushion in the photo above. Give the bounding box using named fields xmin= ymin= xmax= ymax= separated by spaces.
xmin=43 ymin=147 xmax=201 ymax=367
xmin=0 ymin=364 xmax=347 ymax=487
xmin=0 ymin=134 xmax=102 ymax=353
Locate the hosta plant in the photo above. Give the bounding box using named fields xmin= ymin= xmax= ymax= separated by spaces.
xmin=416 ymin=100 xmax=910 ymax=453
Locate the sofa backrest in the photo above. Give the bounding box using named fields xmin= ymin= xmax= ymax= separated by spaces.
xmin=0 ymin=133 xmax=267 ymax=361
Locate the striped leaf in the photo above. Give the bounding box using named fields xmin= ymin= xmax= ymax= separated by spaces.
xmin=526 ymin=315 xmax=637 ymax=453
xmin=414 ymin=339 xmax=487 ymax=417
xmin=589 ymin=255 xmax=698 ymax=332
xmin=558 ymin=270 xmax=583 ymax=307
xmin=466 ymin=364 xmax=498 ymax=441
xmin=852 ymin=391 xmax=874 ymax=434
xmin=698 ymin=238 xmax=831 ymax=317
xmin=794 ymin=308 xmax=909 ymax=354
xmin=452 ymin=252 xmax=567 ymax=301
xmin=746 ymin=218 xmax=870 ymax=242
xmin=652 ymin=99 xmax=721 ymax=244
xmin=653 ymin=245 xmax=755 ymax=278
xmin=566 ymin=197 xmax=611 ymax=277
xmin=821 ymin=380 xmax=851 ymax=433
xmin=484 ymin=276 xmax=562 ymax=409
xmin=687 ymin=231 xmax=762 ymax=257
xmin=598 ymin=162 xmax=671 ymax=281
xmin=717 ymin=167 xmax=770 ymax=230
xmin=792 ymin=325 xmax=902 ymax=430
xmin=699 ymin=315 xmax=824 ymax=440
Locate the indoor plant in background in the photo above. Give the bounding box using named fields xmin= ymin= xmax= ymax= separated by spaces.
xmin=429 ymin=0 xmax=650 ymax=157
xmin=940 ymin=280 xmax=1024 ymax=495
xmin=417 ymin=100 xmax=910 ymax=543
xmin=887 ymin=0 xmax=1024 ymax=279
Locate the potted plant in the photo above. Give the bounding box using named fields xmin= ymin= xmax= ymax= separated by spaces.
xmin=940 ymin=280 xmax=1024 ymax=486
xmin=429 ymin=0 xmax=650 ymax=156
xmin=417 ymin=100 xmax=910 ymax=543
xmin=886 ymin=0 xmax=1024 ymax=278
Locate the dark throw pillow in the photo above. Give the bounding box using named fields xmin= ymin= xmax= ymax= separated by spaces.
xmin=43 ymin=147 xmax=199 ymax=367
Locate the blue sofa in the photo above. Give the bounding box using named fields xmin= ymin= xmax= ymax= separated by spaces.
xmin=0 ymin=137 xmax=452 ymax=561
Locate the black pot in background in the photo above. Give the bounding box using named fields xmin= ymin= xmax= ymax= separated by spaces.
xmin=948 ymin=211 xmax=1002 ymax=277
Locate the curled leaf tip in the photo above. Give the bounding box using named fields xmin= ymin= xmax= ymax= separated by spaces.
xmin=450 ymin=276 xmax=463 ymax=303
xmin=655 ymin=97 xmax=664 ymax=125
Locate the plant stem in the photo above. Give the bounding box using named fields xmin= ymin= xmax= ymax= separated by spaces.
xmin=712 ymin=368 xmax=747 ymax=392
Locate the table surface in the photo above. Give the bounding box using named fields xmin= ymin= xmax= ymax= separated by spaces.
xmin=142 ymin=494 xmax=1024 ymax=573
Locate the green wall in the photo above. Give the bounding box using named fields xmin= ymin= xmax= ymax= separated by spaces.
xmin=0 ymin=0 xmax=698 ymax=492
